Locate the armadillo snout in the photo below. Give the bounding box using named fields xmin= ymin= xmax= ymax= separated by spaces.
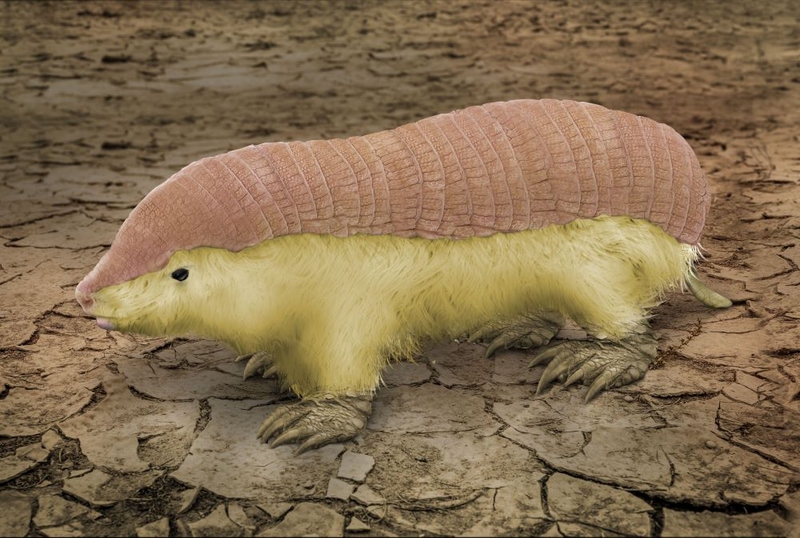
xmin=75 ymin=288 xmax=94 ymax=313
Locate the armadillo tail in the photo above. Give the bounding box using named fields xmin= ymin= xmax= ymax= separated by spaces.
xmin=685 ymin=273 xmax=732 ymax=309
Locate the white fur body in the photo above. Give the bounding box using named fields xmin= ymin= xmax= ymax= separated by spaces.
xmin=93 ymin=215 xmax=697 ymax=396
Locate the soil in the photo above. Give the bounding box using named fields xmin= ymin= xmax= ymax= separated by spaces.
xmin=1 ymin=1 xmax=799 ymax=536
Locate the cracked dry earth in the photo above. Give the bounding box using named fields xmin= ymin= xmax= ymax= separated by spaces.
xmin=1 ymin=1 xmax=799 ymax=537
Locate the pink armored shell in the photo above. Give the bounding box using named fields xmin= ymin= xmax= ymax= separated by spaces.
xmin=77 ymin=99 xmax=709 ymax=297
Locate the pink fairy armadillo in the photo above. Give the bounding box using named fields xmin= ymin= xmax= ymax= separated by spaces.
xmin=77 ymin=99 xmax=730 ymax=454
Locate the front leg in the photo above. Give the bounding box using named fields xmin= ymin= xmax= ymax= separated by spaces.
xmin=257 ymin=393 xmax=373 ymax=455
xmin=247 ymin=330 xmax=383 ymax=454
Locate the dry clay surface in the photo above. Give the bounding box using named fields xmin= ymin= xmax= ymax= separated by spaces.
xmin=1 ymin=1 xmax=799 ymax=536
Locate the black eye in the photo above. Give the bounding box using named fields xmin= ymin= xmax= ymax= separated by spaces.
xmin=171 ymin=268 xmax=189 ymax=282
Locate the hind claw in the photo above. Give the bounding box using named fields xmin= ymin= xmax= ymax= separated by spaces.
xmin=470 ymin=313 xmax=564 ymax=359
xmin=585 ymin=369 xmax=622 ymax=402
xmin=536 ymin=358 xmax=572 ymax=395
xmin=563 ymin=367 xmax=586 ymax=388
xmin=529 ymin=346 xmax=562 ymax=368
xmin=530 ymin=332 xmax=657 ymax=400
xmin=257 ymin=394 xmax=373 ymax=454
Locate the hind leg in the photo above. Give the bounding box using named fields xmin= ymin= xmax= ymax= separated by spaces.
xmin=468 ymin=311 xmax=565 ymax=358
xmin=527 ymin=276 xmax=659 ymax=401
xmin=530 ymin=326 xmax=657 ymax=402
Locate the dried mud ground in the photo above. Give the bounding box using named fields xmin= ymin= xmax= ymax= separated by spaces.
xmin=1 ymin=1 xmax=799 ymax=537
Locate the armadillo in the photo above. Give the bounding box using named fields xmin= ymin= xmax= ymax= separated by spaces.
xmin=76 ymin=99 xmax=731 ymax=453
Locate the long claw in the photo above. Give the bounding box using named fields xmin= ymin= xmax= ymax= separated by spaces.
xmin=536 ymin=358 xmax=571 ymax=395
xmin=468 ymin=325 xmax=498 ymax=344
xmin=563 ymin=368 xmax=585 ymax=387
xmin=258 ymin=421 xmax=281 ymax=443
xmin=270 ymin=427 xmax=307 ymax=448
xmin=235 ymin=353 xmax=253 ymax=363
xmin=243 ymin=361 xmax=261 ymax=380
xmin=529 ymin=345 xmax=562 ymax=368
xmin=257 ymin=405 xmax=294 ymax=440
xmin=242 ymin=351 xmax=275 ymax=381
xmin=295 ymin=433 xmax=331 ymax=455
xmin=485 ymin=337 xmax=509 ymax=359
xmin=564 ymin=355 xmax=608 ymax=387
xmin=585 ymin=369 xmax=618 ymax=402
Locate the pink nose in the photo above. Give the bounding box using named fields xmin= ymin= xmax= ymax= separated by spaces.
xmin=76 ymin=288 xmax=93 ymax=312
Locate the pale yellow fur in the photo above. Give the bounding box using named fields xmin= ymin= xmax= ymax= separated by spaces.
xmin=93 ymin=216 xmax=698 ymax=397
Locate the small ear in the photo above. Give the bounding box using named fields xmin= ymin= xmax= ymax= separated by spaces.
xmin=171 ymin=268 xmax=189 ymax=281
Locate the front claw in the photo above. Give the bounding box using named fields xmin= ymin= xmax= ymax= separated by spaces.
xmin=257 ymin=393 xmax=373 ymax=454
xmin=235 ymin=351 xmax=278 ymax=381
xmin=530 ymin=332 xmax=657 ymax=402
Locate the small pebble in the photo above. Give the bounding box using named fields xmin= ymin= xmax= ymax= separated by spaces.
xmin=326 ymin=477 xmax=355 ymax=501
xmin=705 ymin=440 xmax=718 ymax=449
xmin=346 ymin=516 xmax=370 ymax=532
xmin=366 ymin=505 xmax=387 ymax=519
xmin=337 ymin=451 xmax=375 ymax=483
xmin=41 ymin=430 xmax=62 ymax=450
xmin=624 ymin=395 xmax=635 ymax=403
xmin=350 ymin=484 xmax=385 ymax=506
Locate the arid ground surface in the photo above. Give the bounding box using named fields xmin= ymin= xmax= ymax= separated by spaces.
xmin=1 ymin=1 xmax=800 ymax=536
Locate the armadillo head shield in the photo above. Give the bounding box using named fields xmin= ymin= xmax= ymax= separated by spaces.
xmin=76 ymin=155 xmax=272 ymax=304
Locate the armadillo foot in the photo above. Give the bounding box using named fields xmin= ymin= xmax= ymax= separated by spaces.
xmin=469 ymin=312 xmax=565 ymax=359
xmin=257 ymin=393 xmax=373 ymax=454
xmin=530 ymin=331 xmax=658 ymax=402
xmin=235 ymin=351 xmax=278 ymax=381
